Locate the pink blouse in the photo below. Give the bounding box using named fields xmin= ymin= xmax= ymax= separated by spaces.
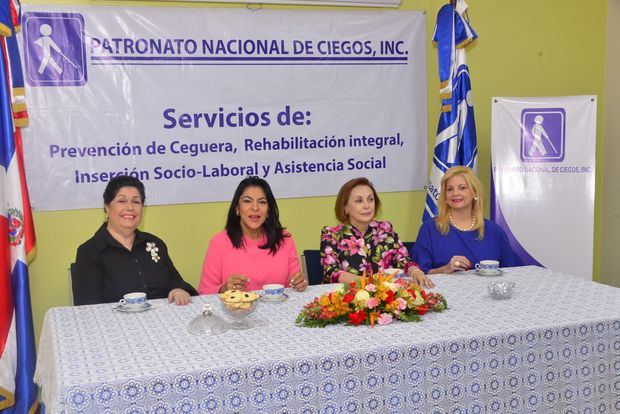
xmin=198 ymin=230 xmax=301 ymax=294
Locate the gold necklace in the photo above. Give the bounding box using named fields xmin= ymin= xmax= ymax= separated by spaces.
xmin=448 ymin=213 xmax=476 ymax=231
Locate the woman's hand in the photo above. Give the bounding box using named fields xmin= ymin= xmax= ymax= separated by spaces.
xmin=168 ymin=288 xmax=192 ymax=306
xmin=409 ymin=267 xmax=435 ymax=289
xmin=289 ymin=272 xmax=308 ymax=291
xmin=439 ymin=255 xmax=471 ymax=274
xmin=337 ymin=272 xmax=361 ymax=284
xmin=222 ymin=274 xmax=249 ymax=292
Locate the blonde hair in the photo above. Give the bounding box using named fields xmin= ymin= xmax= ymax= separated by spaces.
xmin=435 ymin=166 xmax=485 ymax=239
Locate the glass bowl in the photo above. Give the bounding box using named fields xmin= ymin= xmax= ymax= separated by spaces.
xmin=187 ymin=303 xmax=230 ymax=336
xmin=487 ymin=281 xmax=516 ymax=300
xmin=219 ymin=298 xmax=258 ymax=330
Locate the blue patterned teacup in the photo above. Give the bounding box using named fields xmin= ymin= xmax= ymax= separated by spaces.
xmin=119 ymin=292 xmax=147 ymax=308
xmin=262 ymin=284 xmax=285 ymax=299
xmin=475 ymin=260 xmax=500 ymax=274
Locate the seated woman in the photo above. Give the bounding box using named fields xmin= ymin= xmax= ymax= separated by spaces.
xmin=321 ymin=177 xmax=434 ymax=288
xmin=198 ymin=176 xmax=307 ymax=294
xmin=412 ymin=166 xmax=520 ymax=274
xmin=73 ymin=176 xmax=197 ymax=305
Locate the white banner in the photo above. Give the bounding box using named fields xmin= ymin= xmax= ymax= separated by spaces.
xmin=19 ymin=6 xmax=427 ymax=211
xmin=491 ymin=96 xmax=596 ymax=279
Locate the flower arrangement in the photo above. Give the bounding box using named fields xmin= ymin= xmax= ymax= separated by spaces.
xmin=295 ymin=271 xmax=447 ymax=328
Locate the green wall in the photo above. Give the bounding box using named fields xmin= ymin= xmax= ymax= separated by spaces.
xmin=26 ymin=0 xmax=608 ymax=339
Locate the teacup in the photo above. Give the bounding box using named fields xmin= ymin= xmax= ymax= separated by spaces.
xmin=475 ymin=260 xmax=500 ymax=273
xmin=262 ymin=284 xmax=285 ymax=299
xmin=118 ymin=292 xmax=147 ymax=308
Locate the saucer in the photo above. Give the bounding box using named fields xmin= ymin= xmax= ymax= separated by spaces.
xmin=114 ymin=302 xmax=153 ymax=313
xmin=259 ymin=293 xmax=290 ymax=302
xmin=474 ymin=269 xmax=503 ymax=277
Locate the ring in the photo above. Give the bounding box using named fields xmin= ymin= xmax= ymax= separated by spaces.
xmin=455 ymin=261 xmax=460 ymax=267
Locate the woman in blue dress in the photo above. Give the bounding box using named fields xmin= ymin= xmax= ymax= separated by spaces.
xmin=413 ymin=166 xmax=520 ymax=274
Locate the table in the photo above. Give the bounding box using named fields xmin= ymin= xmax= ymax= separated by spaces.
xmin=35 ymin=266 xmax=620 ymax=413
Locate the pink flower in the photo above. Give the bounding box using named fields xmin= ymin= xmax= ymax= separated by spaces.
xmin=397 ymin=245 xmax=409 ymax=255
xmin=379 ymin=250 xmax=395 ymax=269
xmin=377 ymin=313 xmax=393 ymax=325
xmin=366 ymin=298 xmax=379 ymax=309
xmin=372 ymin=229 xmax=388 ymax=245
xmin=322 ymin=255 xmax=336 ymax=266
xmin=339 ymin=238 xmax=366 ymax=257
xmin=378 ymin=221 xmax=392 ymax=232
xmin=396 ymin=297 xmax=407 ymax=310
xmin=361 ymin=260 xmax=373 ymax=275
xmin=321 ymin=247 xmax=337 ymax=266
xmin=366 ymin=283 xmax=377 ymax=292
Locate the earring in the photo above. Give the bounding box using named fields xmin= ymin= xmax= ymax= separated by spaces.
xmin=474 ymin=196 xmax=478 ymax=201
xmin=236 ymin=210 xmax=239 ymax=216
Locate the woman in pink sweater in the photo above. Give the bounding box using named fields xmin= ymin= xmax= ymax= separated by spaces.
xmin=198 ymin=176 xmax=307 ymax=294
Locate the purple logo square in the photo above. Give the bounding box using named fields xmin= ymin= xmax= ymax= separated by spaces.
xmin=22 ymin=12 xmax=87 ymax=87
xmin=520 ymin=108 xmax=565 ymax=162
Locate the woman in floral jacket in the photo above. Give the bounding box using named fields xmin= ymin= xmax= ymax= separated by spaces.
xmin=320 ymin=177 xmax=434 ymax=288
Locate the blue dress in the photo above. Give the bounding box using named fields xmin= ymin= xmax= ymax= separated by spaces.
xmin=412 ymin=219 xmax=521 ymax=273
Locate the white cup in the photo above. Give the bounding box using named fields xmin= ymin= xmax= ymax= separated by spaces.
xmin=262 ymin=284 xmax=285 ymax=298
xmin=118 ymin=292 xmax=147 ymax=308
xmin=475 ymin=260 xmax=500 ymax=273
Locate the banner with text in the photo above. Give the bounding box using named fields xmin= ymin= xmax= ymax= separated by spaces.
xmin=491 ymin=96 xmax=596 ymax=279
xmin=19 ymin=6 xmax=427 ymax=211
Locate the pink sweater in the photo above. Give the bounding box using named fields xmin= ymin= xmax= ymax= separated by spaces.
xmin=198 ymin=230 xmax=301 ymax=294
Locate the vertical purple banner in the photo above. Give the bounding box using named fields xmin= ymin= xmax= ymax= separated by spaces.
xmin=492 ymin=96 xmax=596 ymax=280
xmin=22 ymin=12 xmax=87 ymax=87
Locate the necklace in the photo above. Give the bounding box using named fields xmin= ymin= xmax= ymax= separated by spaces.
xmin=449 ymin=213 xmax=476 ymax=231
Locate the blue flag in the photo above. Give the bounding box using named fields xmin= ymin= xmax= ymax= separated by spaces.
xmin=423 ymin=0 xmax=478 ymax=221
xmin=0 ymin=1 xmax=38 ymax=412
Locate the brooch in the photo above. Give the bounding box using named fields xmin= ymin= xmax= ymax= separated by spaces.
xmin=146 ymin=242 xmax=160 ymax=263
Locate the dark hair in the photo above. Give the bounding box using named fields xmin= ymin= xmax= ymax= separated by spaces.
xmin=225 ymin=176 xmax=287 ymax=254
xmin=103 ymin=175 xmax=146 ymax=207
xmin=334 ymin=177 xmax=381 ymax=223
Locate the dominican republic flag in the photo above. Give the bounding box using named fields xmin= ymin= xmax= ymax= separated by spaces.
xmin=0 ymin=0 xmax=37 ymax=411
xmin=423 ymin=0 xmax=478 ymax=221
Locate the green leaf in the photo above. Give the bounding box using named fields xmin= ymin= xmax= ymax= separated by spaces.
xmin=398 ymin=313 xmax=421 ymax=322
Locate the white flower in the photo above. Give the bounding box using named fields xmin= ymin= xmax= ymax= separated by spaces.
xmin=146 ymin=242 xmax=161 ymax=263
xmin=382 ymin=281 xmax=398 ymax=291
xmin=354 ymin=290 xmax=370 ymax=303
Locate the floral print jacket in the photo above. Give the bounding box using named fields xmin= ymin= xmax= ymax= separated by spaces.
xmin=320 ymin=220 xmax=419 ymax=284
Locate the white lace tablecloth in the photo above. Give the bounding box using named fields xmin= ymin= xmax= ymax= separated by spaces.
xmin=35 ymin=266 xmax=620 ymax=413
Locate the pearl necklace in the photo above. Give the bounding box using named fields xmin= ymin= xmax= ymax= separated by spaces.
xmin=449 ymin=213 xmax=476 ymax=231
